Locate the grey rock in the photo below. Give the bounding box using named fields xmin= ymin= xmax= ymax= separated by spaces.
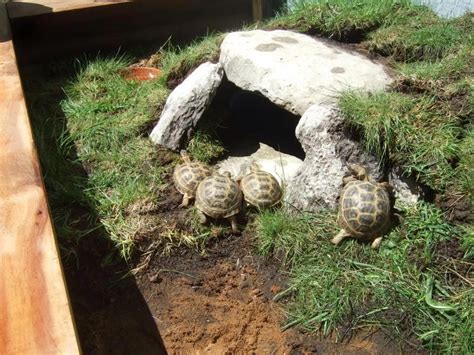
xmin=150 ymin=62 xmax=224 ymax=150
xmin=389 ymin=167 xmax=421 ymax=206
xmin=285 ymin=105 xmax=381 ymax=211
xmin=220 ymin=30 xmax=392 ymax=115
xmin=215 ymin=143 xmax=303 ymax=186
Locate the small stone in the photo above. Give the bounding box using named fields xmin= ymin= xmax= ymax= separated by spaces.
xmin=148 ymin=273 xmax=162 ymax=283
xmin=270 ymin=285 xmax=282 ymax=294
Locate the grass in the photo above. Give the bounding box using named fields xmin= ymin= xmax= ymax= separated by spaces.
xmin=61 ymin=56 xmax=170 ymax=258
xmin=254 ymin=204 xmax=473 ymax=353
xmin=156 ymin=33 xmax=223 ymax=83
xmin=339 ymin=92 xmax=461 ymax=191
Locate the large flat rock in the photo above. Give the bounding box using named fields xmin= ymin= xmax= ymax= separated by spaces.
xmin=220 ymin=30 xmax=392 ymax=115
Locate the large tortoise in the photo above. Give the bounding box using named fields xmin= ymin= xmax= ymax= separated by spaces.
xmin=195 ymin=171 xmax=243 ymax=233
xmin=332 ymin=164 xmax=393 ymax=249
xmin=173 ymin=150 xmax=212 ymax=207
xmin=240 ymin=163 xmax=282 ymax=209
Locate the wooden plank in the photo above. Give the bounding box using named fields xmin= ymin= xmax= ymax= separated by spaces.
xmin=8 ymin=0 xmax=131 ymax=18
xmin=252 ymin=0 xmax=264 ymax=22
xmin=10 ymin=0 xmax=254 ymax=64
xmin=0 ymin=4 xmax=81 ymax=354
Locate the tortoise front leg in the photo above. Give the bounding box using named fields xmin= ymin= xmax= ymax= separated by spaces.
xmin=228 ymin=215 xmax=239 ymax=234
xmin=331 ymin=230 xmax=350 ymax=245
xmin=343 ymin=176 xmax=358 ymax=185
xmin=180 ymin=194 xmax=190 ymax=208
xmin=371 ymin=236 xmax=383 ymax=249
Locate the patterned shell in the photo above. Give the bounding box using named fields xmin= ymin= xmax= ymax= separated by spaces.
xmin=195 ymin=173 xmax=242 ymax=219
xmin=173 ymin=161 xmax=212 ymax=197
xmin=338 ymin=181 xmax=391 ymax=238
xmin=241 ymin=170 xmax=282 ymax=208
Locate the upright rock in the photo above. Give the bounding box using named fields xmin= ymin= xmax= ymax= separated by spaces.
xmin=220 ymin=30 xmax=392 ymax=116
xmin=150 ymin=62 xmax=224 ymax=151
xmin=285 ymin=105 xmax=381 ymax=211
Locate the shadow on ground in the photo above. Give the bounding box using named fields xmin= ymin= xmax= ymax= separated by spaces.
xmin=20 ymin=62 xmax=167 ymax=355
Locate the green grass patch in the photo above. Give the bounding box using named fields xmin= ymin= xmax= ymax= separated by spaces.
xmin=61 ymin=56 xmax=170 ymax=257
xmin=157 ymin=34 xmax=223 ymax=83
xmin=270 ymin=0 xmax=420 ymax=40
xmin=339 ymin=91 xmax=461 ymax=192
xmin=254 ymin=204 xmax=473 ymax=353
xmin=187 ymin=131 xmax=226 ymax=164
xmin=367 ymin=15 xmax=467 ymax=61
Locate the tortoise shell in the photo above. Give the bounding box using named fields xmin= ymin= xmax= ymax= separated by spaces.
xmin=338 ymin=180 xmax=391 ymax=239
xmin=173 ymin=161 xmax=212 ymax=197
xmin=241 ymin=169 xmax=282 ymax=208
xmin=195 ymin=172 xmax=242 ymax=219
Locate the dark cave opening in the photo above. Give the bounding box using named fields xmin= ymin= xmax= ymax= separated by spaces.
xmin=201 ymin=78 xmax=305 ymax=160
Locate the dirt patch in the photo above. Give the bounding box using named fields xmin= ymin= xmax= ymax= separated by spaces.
xmin=435 ymin=192 xmax=472 ymax=224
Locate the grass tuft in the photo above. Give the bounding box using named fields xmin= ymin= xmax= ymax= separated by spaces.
xmin=158 ymin=34 xmax=223 ymax=84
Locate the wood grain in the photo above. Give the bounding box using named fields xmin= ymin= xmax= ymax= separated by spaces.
xmin=10 ymin=0 xmax=254 ymax=64
xmin=8 ymin=0 xmax=131 ymax=18
xmin=0 ymin=4 xmax=80 ymax=354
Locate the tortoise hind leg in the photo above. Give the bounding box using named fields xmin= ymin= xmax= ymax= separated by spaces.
xmin=331 ymin=230 xmax=350 ymax=245
xmin=197 ymin=210 xmax=208 ymax=224
xmin=228 ymin=215 xmax=239 ymax=234
xmin=371 ymin=236 xmax=383 ymax=249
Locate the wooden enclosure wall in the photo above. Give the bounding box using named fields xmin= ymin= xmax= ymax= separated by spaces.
xmin=0 ymin=3 xmax=80 ymax=354
xmin=10 ymin=0 xmax=284 ymax=64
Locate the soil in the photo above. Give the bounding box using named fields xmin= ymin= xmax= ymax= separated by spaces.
xmin=435 ymin=192 xmax=472 ymax=225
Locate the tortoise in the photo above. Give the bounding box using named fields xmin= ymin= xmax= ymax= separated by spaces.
xmin=173 ymin=150 xmax=212 ymax=207
xmin=331 ymin=164 xmax=393 ymax=249
xmin=195 ymin=171 xmax=243 ymax=233
xmin=240 ymin=163 xmax=282 ymax=209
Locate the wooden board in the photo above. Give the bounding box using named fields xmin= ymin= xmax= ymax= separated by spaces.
xmin=8 ymin=0 xmax=131 ymax=18
xmin=10 ymin=0 xmax=255 ymax=64
xmin=0 ymin=4 xmax=81 ymax=354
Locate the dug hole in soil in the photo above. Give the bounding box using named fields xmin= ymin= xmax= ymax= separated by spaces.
xmin=67 ymin=180 xmax=417 ymax=355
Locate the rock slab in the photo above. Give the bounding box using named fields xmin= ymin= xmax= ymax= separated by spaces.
xmin=220 ymin=30 xmax=392 ymax=116
xmin=150 ymin=62 xmax=224 ymax=150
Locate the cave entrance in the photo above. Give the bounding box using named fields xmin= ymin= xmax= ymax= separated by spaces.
xmin=202 ymin=78 xmax=305 ymax=161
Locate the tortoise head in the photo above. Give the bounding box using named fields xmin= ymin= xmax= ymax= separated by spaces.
xmin=349 ymin=164 xmax=369 ymax=182
xmin=180 ymin=150 xmax=191 ymax=163
xmin=250 ymin=162 xmax=261 ymax=173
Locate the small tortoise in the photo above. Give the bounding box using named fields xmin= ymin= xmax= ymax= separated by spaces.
xmin=195 ymin=171 xmax=243 ymax=233
xmin=173 ymin=150 xmax=212 ymax=207
xmin=332 ymin=164 xmax=392 ymax=249
xmin=240 ymin=163 xmax=282 ymax=209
